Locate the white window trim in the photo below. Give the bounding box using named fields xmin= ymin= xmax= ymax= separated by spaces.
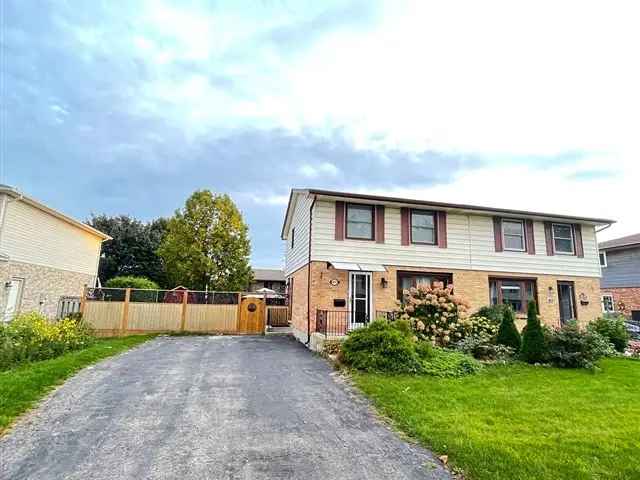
xmin=601 ymin=294 xmax=615 ymax=313
xmin=551 ymin=222 xmax=575 ymax=255
xmin=599 ymin=251 xmax=607 ymax=267
xmin=501 ymin=218 xmax=526 ymax=252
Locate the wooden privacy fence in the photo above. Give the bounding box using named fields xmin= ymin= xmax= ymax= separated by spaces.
xmin=80 ymin=287 xmax=289 ymax=337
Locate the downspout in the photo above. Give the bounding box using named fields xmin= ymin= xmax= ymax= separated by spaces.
xmin=305 ymin=195 xmax=316 ymax=346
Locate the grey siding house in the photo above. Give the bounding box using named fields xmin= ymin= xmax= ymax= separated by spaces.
xmin=249 ymin=268 xmax=286 ymax=294
xmin=599 ymin=233 xmax=640 ymax=320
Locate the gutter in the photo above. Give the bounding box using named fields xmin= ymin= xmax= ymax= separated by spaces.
xmin=305 ymin=195 xmax=316 ymax=346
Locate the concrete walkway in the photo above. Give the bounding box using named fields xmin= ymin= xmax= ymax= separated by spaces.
xmin=0 ymin=336 xmax=451 ymax=480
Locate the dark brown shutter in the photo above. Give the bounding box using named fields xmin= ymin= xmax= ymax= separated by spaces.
xmin=493 ymin=217 xmax=503 ymax=252
xmin=437 ymin=211 xmax=447 ymax=248
xmin=375 ymin=205 xmax=385 ymax=243
xmin=400 ymin=208 xmax=410 ymax=246
xmin=335 ymin=201 xmax=345 ymax=241
xmin=525 ymin=219 xmax=536 ymax=255
xmin=574 ymin=224 xmax=584 ymax=257
xmin=544 ymin=221 xmax=555 ymax=255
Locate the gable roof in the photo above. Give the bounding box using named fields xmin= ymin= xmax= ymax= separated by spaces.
xmin=252 ymin=268 xmax=285 ymax=282
xmin=281 ymin=188 xmax=615 ymax=239
xmin=0 ymin=184 xmax=111 ymax=241
xmin=599 ymin=233 xmax=640 ymax=251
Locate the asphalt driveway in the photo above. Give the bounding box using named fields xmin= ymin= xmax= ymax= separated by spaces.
xmin=0 ymin=335 xmax=451 ymax=479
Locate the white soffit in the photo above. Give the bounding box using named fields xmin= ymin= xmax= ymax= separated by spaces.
xmin=329 ymin=262 xmax=386 ymax=272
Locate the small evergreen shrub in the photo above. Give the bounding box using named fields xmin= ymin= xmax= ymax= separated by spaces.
xmin=520 ymin=300 xmax=547 ymax=363
xmin=547 ymin=321 xmax=615 ymax=369
xmin=422 ymin=348 xmax=483 ymax=378
xmin=340 ymin=321 xmax=423 ymax=373
xmin=587 ymin=314 xmax=630 ymax=353
xmin=496 ymin=306 xmax=521 ymax=350
xmin=105 ymin=276 xmax=160 ymax=290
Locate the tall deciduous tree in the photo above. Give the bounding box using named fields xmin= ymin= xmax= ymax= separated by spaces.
xmin=88 ymin=215 xmax=168 ymax=287
xmin=157 ymin=190 xmax=252 ymax=291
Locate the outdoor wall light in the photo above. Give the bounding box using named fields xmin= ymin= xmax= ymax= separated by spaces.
xmin=380 ymin=278 xmax=389 ymax=288
xmin=547 ymin=286 xmax=554 ymax=303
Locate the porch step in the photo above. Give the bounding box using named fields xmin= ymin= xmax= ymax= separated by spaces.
xmin=266 ymin=326 xmax=292 ymax=335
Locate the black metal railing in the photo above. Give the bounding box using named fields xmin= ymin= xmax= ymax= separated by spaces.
xmin=376 ymin=310 xmax=401 ymax=321
xmin=315 ymin=310 xmax=400 ymax=336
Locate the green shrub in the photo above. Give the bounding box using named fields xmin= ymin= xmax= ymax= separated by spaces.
xmin=520 ymin=300 xmax=547 ymax=364
xmin=105 ymin=276 xmax=160 ymax=290
xmin=496 ymin=306 xmax=521 ymax=350
xmin=340 ymin=321 xmax=423 ymax=373
xmin=587 ymin=315 xmax=630 ymax=353
xmin=547 ymin=321 xmax=615 ymax=369
xmin=422 ymin=348 xmax=483 ymax=378
xmin=415 ymin=340 xmax=435 ymax=360
xmin=455 ymin=333 xmax=515 ymax=361
xmin=475 ymin=304 xmax=508 ymax=324
xmin=0 ymin=312 xmax=95 ymax=370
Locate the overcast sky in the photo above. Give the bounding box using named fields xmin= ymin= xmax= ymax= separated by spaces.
xmin=2 ymin=0 xmax=637 ymax=267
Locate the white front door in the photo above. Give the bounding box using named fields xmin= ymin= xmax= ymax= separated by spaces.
xmin=349 ymin=271 xmax=372 ymax=327
xmin=4 ymin=278 xmax=24 ymax=322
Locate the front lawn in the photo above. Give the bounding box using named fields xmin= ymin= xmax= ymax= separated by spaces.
xmin=354 ymin=358 xmax=640 ymax=480
xmin=0 ymin=335 xmax=154 ymax=434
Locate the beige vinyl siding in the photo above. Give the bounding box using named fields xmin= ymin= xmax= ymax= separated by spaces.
xmin=0 ymin=199 xmax=102 ymax=276
xmin=284 ymin=193 xmax=314 ymax=276
xmin=311 ymin=200 xmax=601 ymax=277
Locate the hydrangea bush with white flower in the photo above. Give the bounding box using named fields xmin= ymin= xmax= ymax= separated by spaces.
xmin=398 ymin=283 xmax=496 ymax=346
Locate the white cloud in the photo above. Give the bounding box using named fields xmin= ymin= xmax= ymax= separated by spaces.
xmin=299 ymin=162 xmax=339 ymax=178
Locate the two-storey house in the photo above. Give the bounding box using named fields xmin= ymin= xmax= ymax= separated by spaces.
xmin=0 ymin=185 xmax=110 ymax=320
xmin=281 ymin=189 xmax=614 ymax=345
xmin=599 ymin=233 xmax=640 ymax=321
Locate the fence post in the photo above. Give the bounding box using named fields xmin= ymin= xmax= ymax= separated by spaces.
xmin=236 ymin=292 xmax=242 ymax=330
xmin=79 ymin=284 xmax=87 ymax=316
xmin=121 ymin=288 xmax=131 ymax=336
xmin=180 ymin=290 xmax=188 ymax=332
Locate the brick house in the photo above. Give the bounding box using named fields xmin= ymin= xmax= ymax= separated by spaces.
xmin=0 ymin=185 xmax=110 ymax=320
xmin=599 ymin=233 xmax=640 ymax=321
xmin=249 ymin=268 xmax=286 ymax=294
xmin=281 ymin=188 xmax=614 ymax=346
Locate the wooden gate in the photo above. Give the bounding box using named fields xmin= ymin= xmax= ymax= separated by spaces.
xmin=238 ymin=297 xmax=265 ymax=334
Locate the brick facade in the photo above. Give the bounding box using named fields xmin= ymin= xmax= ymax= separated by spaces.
xmin=0 ymin=260 xmax=94 ymax=319
xmin=289 ymin=261 xmax=603 ymax=341
xmin=601 ymin=287 xmax=640 ymax=319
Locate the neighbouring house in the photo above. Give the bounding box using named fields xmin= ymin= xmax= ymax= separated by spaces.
xmin=250 ymin=268 xmax=286 ymax=294
xmin=0 ymin=185 xmax=110 ymax=320
xmin=598 ymin=233 xmax=640 ymax=321
xmin=281 ymin=188 xmax=614 ymax=346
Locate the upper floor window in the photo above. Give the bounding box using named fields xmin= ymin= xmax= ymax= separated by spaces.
xmin=599 ymin=251 xmax=607 ymax=267
xmin=291 ymin=228 xmax=295 ymax=249
xmin=552 ymin=223 xmax=575 ymax=254
xmin=346 ymin=203 xmax=374 ymax=240
xmin=502 ymin=219 xmax=525 ymax=251
xmin=489 ymin=277 xmax=536 ymax=314
xmin=411 ymin=210 xmax=436 ymax=244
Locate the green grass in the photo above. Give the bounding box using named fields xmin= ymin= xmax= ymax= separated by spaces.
xmin=0 ymin=335 xmax=154 ymax=434
xmin=353 ymin=358 xmax=640 ymax=480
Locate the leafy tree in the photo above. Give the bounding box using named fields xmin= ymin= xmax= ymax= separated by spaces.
xmin=157 ymin=190 xmax=252 ymax=291
xmin=88 ymin=215 xmax=168 ymax=287
xmin=105 ymin=276 xmax=159 ymax=290
xmin=496 ymin=306 xmax=521 ymax=350
xmin=520 ymin=300 xmax=547 ymax=363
